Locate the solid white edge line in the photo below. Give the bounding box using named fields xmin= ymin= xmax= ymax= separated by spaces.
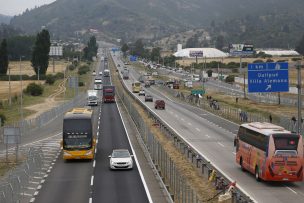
xmin=115 ymin=96 xmax=153 ymax=203
xmin=217 ymin=142 xmax=225 ymax=147
xmin=119 ymin=65 xmax=257 ymax=203
xmin=286 ymin=186 xmax=297 ymax=194
xmin=90 ymin=176 xmax=94 ymax=186
xmin=89 ymin=197 xmax=92 ymax=203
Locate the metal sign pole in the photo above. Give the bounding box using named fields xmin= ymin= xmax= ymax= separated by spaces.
xmin=296 ymin=61 xmax=302 ymax=134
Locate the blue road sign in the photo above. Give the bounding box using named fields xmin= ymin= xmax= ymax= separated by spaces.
xmin=248 ymin=62 xmax=289 ymax=93
xmin=130 ymin=55 xmax=137 ymax=61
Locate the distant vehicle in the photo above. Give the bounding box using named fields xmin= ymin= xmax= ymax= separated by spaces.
xmin=191 ymin=74 xmax=200 ymax=82
xmin=152 ymin=71 xmax=158 ymax=76
xmin=94 ymin=78 xmax=103 ymax=90
xmin=62 ymin=108 xmax=95 ymax=160
xmin=185 ymin=80 xmax=193 ymax=88
xmin=148 ymin=79 xmax=155 ymax=85
xmin=92 ymin=71 xmax=96 ymax=76
xmin=103 ymin=85 xmax=115 ymax=103
xmin=117 ymin=64 xmax=121 ymax=67
xmin=173 ymin=81 xmax=180 ymax=89
xmin=144 ymin=81 xmax=150 ymax=87
xmin=165 ymin=81 xmax=174 ymax=88
xmin=145 ymin=94 xmax=153 ymax=102
xmin=132 ymin=82 xmax=141 ymax=93
xmin=99 ymin=71 xmax=103 ymax=75
xmin=124 ymin=62 xmax=130 ymax=65
xmin=104 ymin=69 xmax=110 ymax=77
xmin=154 ymin=100 xmax=165 ymax=110
xmin=122 ymin=69 xmax=129 ymax=80
xmin=139 ymin=90 xmax=145 ymax=96
xmin=109 ymin=149 xmax=133 ymax=170
xmin=87 ymin=90 xmax=99 ymax=106
xmin=235 ymin=122 xmax=303 ymax=182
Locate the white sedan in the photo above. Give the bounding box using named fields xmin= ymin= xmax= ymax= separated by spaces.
xmin=109 ymin=149 xmax=133 ymax=170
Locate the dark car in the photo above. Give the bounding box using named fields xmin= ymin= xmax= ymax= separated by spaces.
xmin=145 ymin=94 xmax=153 ymax=102
xmin=154 ymin=100 xmax=165 ymax=109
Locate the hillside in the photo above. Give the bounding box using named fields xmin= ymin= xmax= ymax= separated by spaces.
xmin=9 ymin=0 xmax=304 ymax=48
xmin=0 ymin=14 xmax=11 ymax=24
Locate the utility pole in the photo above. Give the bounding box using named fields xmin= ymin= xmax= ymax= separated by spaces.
xmin=8 ymin=65 xmax=11 ymax=106
xmin=296 ymin=61 xmax=302 ymax=134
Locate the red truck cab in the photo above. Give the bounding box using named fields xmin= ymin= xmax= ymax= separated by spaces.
xmin=103 ymin=85 xmax=115 ymax=103
xmin=154 ymin=100 xmax=165 ymax=110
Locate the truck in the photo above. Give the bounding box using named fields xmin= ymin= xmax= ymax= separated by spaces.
xmin=87 ymin=90 xmax=99 ymax=106
xmin=103 ymin=85 xmax=115 ymax=103
xmin=94 ymin=78 xmax=103 ymax=90
xmin=104 ymin=69 xmax=110 ymax=77
xmin=122 ymin=69 xmax=129 ymax=80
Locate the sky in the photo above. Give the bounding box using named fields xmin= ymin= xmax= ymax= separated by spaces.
xmin=0 ymin=0 xmax=56 ymax=16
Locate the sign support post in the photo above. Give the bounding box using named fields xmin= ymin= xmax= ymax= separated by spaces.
xmin=296 ymin=61 xmax=302 ymax=134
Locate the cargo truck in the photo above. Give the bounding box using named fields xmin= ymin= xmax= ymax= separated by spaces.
xmin=87 ymin=90 xmax=99 ymax=106
xmin=103 ymin=85 xmax=115 ymax=103
xmin=122 ymin=69 xmax=129 ymax=80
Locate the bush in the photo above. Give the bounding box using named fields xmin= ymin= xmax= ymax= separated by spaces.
xmin=78 ymin=65 xmax=90 ymax=75
xmin=266 ymin=59 xmax=274 ymax=62
xmin=0 ymin=113 xmax=6 ymax=126
xmin=55 ymin=72 xmax=64 ymax=79
xmin=25 ymin=83 xmax=43 ymax=96
xmin=68 ymin=64 xmax=76 ymax=71
xmin=45 ymin=74 xmax=56 ymax=85
xmin=78 ymin=81 xmax=84 ymax=86
xmin=30 ymin=75 xmax=46 ymax=80
xmin=225 ymin=75 xmax=235 ymax=83
xmin=253 ymin=59 xmax=264 ymax=63
xmin=292 ymin=58 xmax=301 ymax=61
xmin=232 ymin=68 xmax=239 ymax=73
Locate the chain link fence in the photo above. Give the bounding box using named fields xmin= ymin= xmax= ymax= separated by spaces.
xmin=114 ymin=67 xmax=252 ymax=203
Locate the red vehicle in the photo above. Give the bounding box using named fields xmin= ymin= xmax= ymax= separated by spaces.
xmin=103 ymin=85 xmax=115 ymax=103
xmin=154 ymin=100 xmax=165 ymax=110
xmin=235 ymin=122 xmax=303 ymax=182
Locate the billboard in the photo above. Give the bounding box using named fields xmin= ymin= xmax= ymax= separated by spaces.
xmin=189 ymin=50 xmax=203 ymax=58
xmin=229 ymin=44 xmax=254 ymax=56
xmin=49 ymin=46 xmax=63 ymax=56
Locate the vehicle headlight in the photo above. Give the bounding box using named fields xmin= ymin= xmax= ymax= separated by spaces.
xmin=85 ymin=150 xmax=92 ymax=156
xmin=64 ymin=151 xmax=71 ymax=156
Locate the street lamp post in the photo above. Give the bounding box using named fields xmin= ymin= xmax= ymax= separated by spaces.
xmin=8 ymin=63 xmax=11 ymax=106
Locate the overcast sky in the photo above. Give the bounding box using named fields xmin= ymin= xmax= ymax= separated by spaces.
xmin=0 ymin=0 xmax=56 ymax=16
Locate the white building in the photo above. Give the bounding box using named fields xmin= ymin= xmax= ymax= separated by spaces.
xmin=174 ymin=47 xmax=228 ymax=58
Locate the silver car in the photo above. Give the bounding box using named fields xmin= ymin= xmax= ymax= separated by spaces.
xmin=109 ymin=149 xmax=133 ymax=170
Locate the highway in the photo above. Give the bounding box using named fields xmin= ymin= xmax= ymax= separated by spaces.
xmin=34 ymin=54 xmax=150 ymax=203
xmin=112 ymin=52 xmax=304 ymax=203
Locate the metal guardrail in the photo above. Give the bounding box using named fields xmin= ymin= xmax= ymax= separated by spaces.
xmin=113 ymin=59 xmax=252 ymax=202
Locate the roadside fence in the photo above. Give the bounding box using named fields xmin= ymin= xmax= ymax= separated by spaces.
xmin=114 ymin=64 xmax=252 ymax=202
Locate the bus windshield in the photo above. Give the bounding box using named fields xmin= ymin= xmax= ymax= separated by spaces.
xmin=63 ymin=119 xmax=92 ymax=149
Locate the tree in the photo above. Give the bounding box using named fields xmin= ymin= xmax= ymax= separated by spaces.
xmin=150 ymin=47 xmax=161 ymax=63
xmin=121 ymin=43 xmax=129 ymax=57
xmin=0 ymin=39 xmax=8 ymax=75
xmin=185 ymin=35 xmax=199 ymax=48
xmin=215 ymin=35 xmax=225 ymax=50
xmin=83 ymin=36 xmax=98 ymax=61
xmin=31 ymin=29 xmax=51 ymax=75
xmin=295 ymin=34 xmax=304 ymax=55
xmin=7 ymin=35 xmax=35 ymax=60
xmin=130 ymin=39 xmax=145 ymax=57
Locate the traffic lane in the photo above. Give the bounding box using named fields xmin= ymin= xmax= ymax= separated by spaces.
xmin=125 ymin=84 xmax=304 ymax=203
xmin=34 ymin=157 xmax=93 ymax=203
xmin=92 ymin=103 xmax=149 ymax=203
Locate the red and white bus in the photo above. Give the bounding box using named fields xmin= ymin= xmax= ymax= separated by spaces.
xmin=235 ymin=122 xmax=303 ymax=182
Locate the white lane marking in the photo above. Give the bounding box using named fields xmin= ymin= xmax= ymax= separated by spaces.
xmin=188 ymin=122 xmax=192 ymax=126
xmin=98 ymin=116 xmax=100 ymax=120
xmin=97 ymin=125 xmax=99 ymax=130
xmin=217 ymin=142 xmax=225 ymax=147
xmin=232 ymin=152 xmax=236 ymax=155
xmin=30 ymin=198 xmax=35 ymax=202
xmin=195 ymin=128 xmax=201 ymax=132
xmin=115 ymin=98 xmax=154 ymax=203
xmin=181 ymin=118 xmax=185 ymax=121
xmin=89 ymin=198 xmax=92 ymax=203
xmin=205 ymin=134 xmax=210 ymax=138
xmin=286 ymin=186 xmax=297 ymax=194
xmin=97 ymin=132 xmax=99 ymax=136
xmin=95 ymin=148 xmax=97 ymax=154
xmin=96 ymin=139 xmax=98 ymax=144
xmin=90 ymin=176 xmax=94 ymax=186
xmin=34 ymin=191 xmax=39 ymax=196
xmin=93 ymin=160 xmax=96 ymax=168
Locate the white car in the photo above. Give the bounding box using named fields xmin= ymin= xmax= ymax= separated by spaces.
xmin=109 ymin=149 xmax=133 ymax=170
xmin=139 ymin=90 xmax=145 ymax=96
xmin=99 ymin=71 xmax=103 ymax=75
xmin=92 ymin=71 xmax=96 ymax=76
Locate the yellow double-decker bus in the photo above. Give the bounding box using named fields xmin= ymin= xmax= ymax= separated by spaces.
xmin=132 ymin=81 xmax=141 ymax=93
xmin=62 ymin=108 xmax=95 ymax=160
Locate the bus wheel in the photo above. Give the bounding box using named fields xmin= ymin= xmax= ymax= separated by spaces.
xmin=255 ymin=167 xmax=261 ymax=182
xmin=240 ymin=158 xmax=245 ymax=171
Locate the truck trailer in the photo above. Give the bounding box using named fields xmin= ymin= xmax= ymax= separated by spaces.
xmin=103 ymin=85 xmax=115 ymax=103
